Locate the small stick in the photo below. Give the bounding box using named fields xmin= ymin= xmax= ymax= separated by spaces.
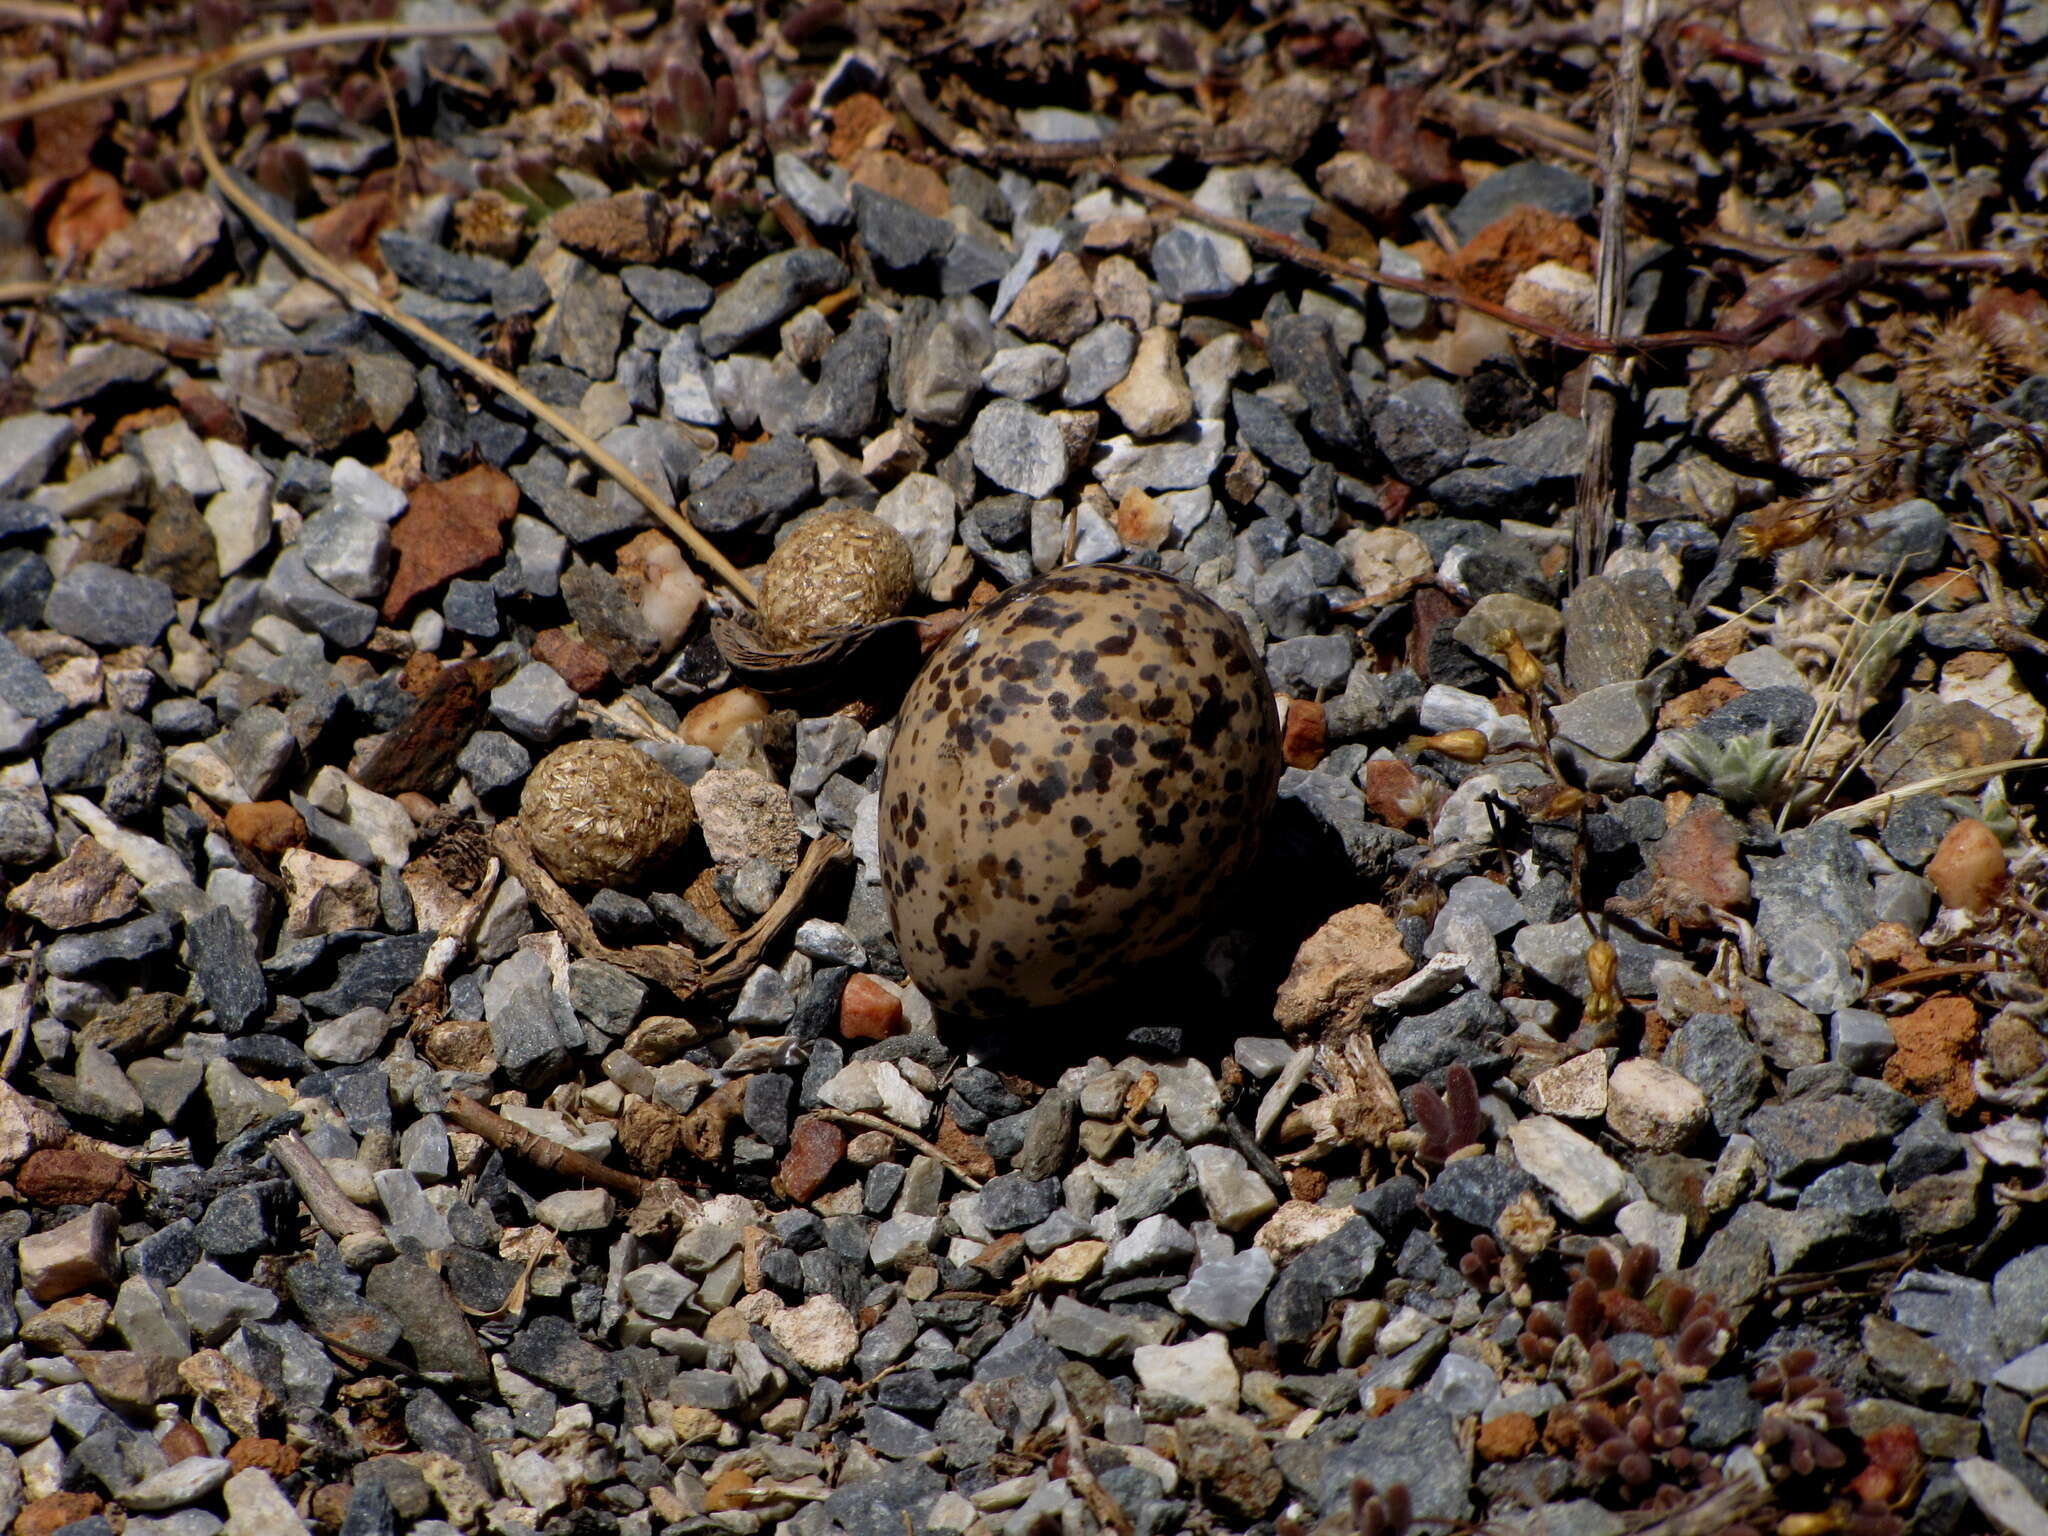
xmin=401 ymin=855 xmax=502 ymax=1033
xmin=0 ymin=16 xmax=497 ymax=127
xmin=182 ymin=65 xmax=758 ymax=607
xmin=700 ymin=834 xmax=853 ymax=992
xmin=815 ymin=1109 xmax=986 ymax=1190
xmin=491 ymin=819 xmax=705 ymax=996
xmin=1818 ymin=756 xmax=2048 ymax=826
xmin=443 ymin=1092 xmax=652 ymax=1200
xmin=1 ymin=946 xmax=42 ymax=1081
xmin=270 ymin=1132 xmax=397 ymax=1269
xmin=1573 ymin=0 xmax=1654 ymax=588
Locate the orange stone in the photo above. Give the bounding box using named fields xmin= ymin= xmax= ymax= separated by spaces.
xmin=228 ymin=1436 xmax=301 ymax=1477
xmin=849 ymin=148 xmax=951 ymax=218
xmin=161 ymin=1419 xmax=209 ymax=1463
xmin=382 ymin=464 xmax=519 ymax=621
xmin=1884 ymin=994 xmax=1979 ymax=1115
xmin=14 ymin=1148 xmax=134 ymax=1208
xmin=933 ymin=1111 xmax=998 ymax=1182
xmin=778 ymin=1116 xmax=847 ymax=1203
xmin=532 ymin=627 xmax=612 ymax=695
xmin=1363 ymin=758 xmax=1428 ymax=829
xmin=1281 ymin=697 xmax=1326 ymax=770
xmin=1449 ymin=203 xmax=1594 ymax=304
xmin=15 ymin=1493 xmax=105 ymax=1536
xmin=827 ymin=93 xmax=894 ymax=162
xmin=1477 ymin=1411 xmax=1539 ymax=1462
xmin=224 ymin=800 xmax=308 ymax=857
xmin=704 ymin=1467 xmax=755 ymax=1513
xmin=840 ymin=974 xmax=906 ymax=1041
xmin=1926 ymin=818 xmax=2008 ymax=914
xmin=1658 ymin=678 xmax=1745 ymax=731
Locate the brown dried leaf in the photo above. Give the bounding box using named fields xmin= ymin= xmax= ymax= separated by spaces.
xmin=44 ymin=170 xmax=130 ymax=267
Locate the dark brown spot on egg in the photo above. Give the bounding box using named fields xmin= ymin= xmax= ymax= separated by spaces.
xmin=879 ymin=564 xmax=1281 ymax=1018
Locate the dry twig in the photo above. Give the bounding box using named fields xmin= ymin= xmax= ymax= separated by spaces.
xmin=180 ymin=56 xmax=758 ymax=606
xmin=270 ymin=1131 xmax=397 ymax=1269
xmin=444 ymin=1092 xmax=652 ymax=1200
xmin=1573 ymin=0 xmax=1655 ymax=586
xmin=816 ymin=1108 xmax=987 ymax=1190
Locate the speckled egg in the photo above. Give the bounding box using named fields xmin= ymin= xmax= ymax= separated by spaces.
xmin=519 ymin=739 xmax=696 ymax=888
xmin=880 ymin=564 xmax=1282 ymax=1018
xmin=758 ymin=508 xmax=915 ymax=647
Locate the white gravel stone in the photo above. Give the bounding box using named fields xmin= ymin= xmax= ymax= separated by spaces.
xmin=766 ymin=1294 xmax=860 ymax=1372
xmin=1526 ymin=1051 xmax=1609 ymax=1119
xmin=1615 ymin=1199 xmax=1687 ymax=1273
xmin=121 ymin=1456 xmax=233 ymax=1511
xmin=328 ymin=457 xmax=407 ymax=521
xmin=137 ymin=421 xmax=221 ymax=497
xmin=0 ymin=413 xmax=77 ymax=499
xmin=969 ymin=400 xmax=1069 ymax=498
xmin=1507 ymin=1115 xmax=1628 ymax=1222
xmin=221 ymin=1466 xmax=310 ymax=1534
xmin=1187 ymin=1145 xmax=1277 ymax=1232
xmin=536 ymin=1188 xmax=615 ymax=1232
xmin=1606 ymin=1057 xmax=1710 ymax=1152
xmin=874 ymin=473 xmax=959 ymax=590
xmin=1133 ymin=1332 xmax=1238 ymax=1412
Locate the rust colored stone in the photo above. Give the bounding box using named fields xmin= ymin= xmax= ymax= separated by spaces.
xmin=552 ymin=190 xmax=670 ymax=264
xmin=381 ymin=464 xmax=519 ymax=621
xmin=1281 ymin=697 xmax=1326 ymax=769
xmin=840 ymin=974 xmax=906 ymax=1041
xmin=531 ymin=627 xmax=612 ymax=695
xmin=704 ymin=1468 xmax=756 ymax=1513
xmin=399 ymin=650 xmax=445 ymax=695
xmin=1363 ymin=758 xmax=1428 ymax=829
xmin=778 ymin=1115 xmax=847 ymax=1202
xmin=1884 ymin=994 xmax=1979 ymax=1115
xmin=1449 ymin=204 xmax=1594 ymax=305
xmin=291 ymin=353 xmax=373 ymax=452
xmin=225 ymin=800 xmax=308 ymax=857
xmin=1926 ymin=818 xmax=2008 ymax=913
xmin=849 ymin=148 xmax=951 ymax=218
xmin=353 ymin=654 xmax=516 ymax=798
xmin=15 ymin=1493 xmax=105 ymax=1536
xmin=161 ymin=1418 xmax=209 ymax=1462
xmin=1658 ymin=677 xmax=1745 ymax=731
xmin=933 ymin=1111 xmax=998 ymax=1182
xmin=1644 ymin=797 xmax=1750 ymax=929
xmin=228 ymin=1436 xmax=301 ymax=1477
xmin=971 ymin=1233 xmax=1028 ymax=1280
xmin=15 ymin=1148 xmax=135 ymax=1207
xmin=1477 ymin=1412 xmax=1539 ymax=1462
xmin=827 ymin=93 xmax=895 ymax=162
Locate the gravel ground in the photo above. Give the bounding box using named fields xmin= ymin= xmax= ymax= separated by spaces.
xmin=3 ymin=5 xmax=2048 ymax=1536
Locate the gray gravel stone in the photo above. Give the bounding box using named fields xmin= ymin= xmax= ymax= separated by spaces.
xmin=969 ymin=400 xmax=1069 ymax=498
xmin=44 ymin=562 xmax=178 ymax=648
xmin=699 ymin=247 xmax=849 ymax=358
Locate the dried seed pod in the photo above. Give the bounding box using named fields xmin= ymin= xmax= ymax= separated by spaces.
xmin=519 ymin=739 xmax=696 ymax=888
xmin=1405 ymin=728 xmax=1490 ymax=763
xmin=1583 ymin=939 xmax=1622 ymax=1025
xmin=1493 ymin=629 xmax=1545 ymax=695
xmin=757 ymin=508 xmax=915 ymax=647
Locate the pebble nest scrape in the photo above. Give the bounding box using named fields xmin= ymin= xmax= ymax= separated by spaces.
xmin=0 ymin=4 xmax=2047 ymax=1536
xmin=881 ymin=565 xmax=1281 ymax=1016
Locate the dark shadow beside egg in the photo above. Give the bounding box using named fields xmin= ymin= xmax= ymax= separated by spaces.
xmin=935 ymin=779 xmax=1436 ymax=1076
